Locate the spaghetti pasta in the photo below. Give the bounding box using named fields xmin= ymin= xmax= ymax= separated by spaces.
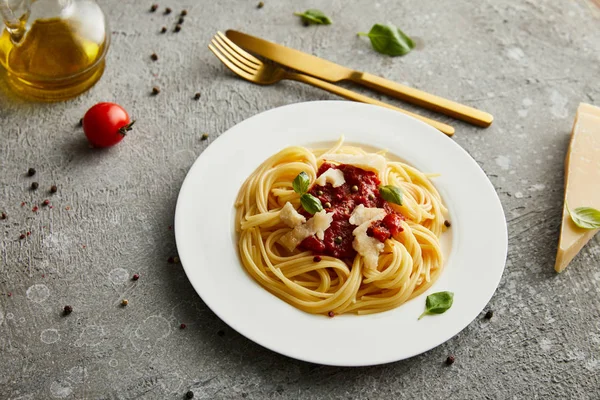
xmin=235 ymin=137 xmax=448 ymax=315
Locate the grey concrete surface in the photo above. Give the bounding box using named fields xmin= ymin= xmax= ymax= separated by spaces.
xmin=1 ymin=0 xmax=600 ymax=398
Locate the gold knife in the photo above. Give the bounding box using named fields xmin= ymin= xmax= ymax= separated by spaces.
xmin=226 ymin=30 xmax=493 ymax=127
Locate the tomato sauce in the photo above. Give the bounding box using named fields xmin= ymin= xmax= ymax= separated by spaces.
xmin=300 ymin=163 xmax=404 ymax=260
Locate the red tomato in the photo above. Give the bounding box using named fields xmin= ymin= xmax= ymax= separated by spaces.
xmin=82 ymin=102 xmax=134 ymax=147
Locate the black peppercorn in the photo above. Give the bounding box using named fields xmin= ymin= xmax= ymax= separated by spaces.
xmin=193 ymin=92 xmax=201 ymax=100
xmin=180 ymin=10 xmax=187 ymax=16
xmin=201 ymin=133 xmax=209 ymax=141
xmin=174 ymin=24 xmax=181 ymax=32
xmin=151 ymin=53 xmax=158 ymax=61
xmin=334 ymin=236 xmax=342 ymax=244
xmin=160 ymin=26 xmax=167 ymax=33
xmin=50 ymin=185 xmax=58 ymax=193
xmin=63 ymin=305 xmax=73 ymax=315
xmin=150 ymin=4 xmax=158 ymax=12
xmin=313 ymin=256 xmax=321 ymax=262
xmin=446 ymin=355 xmax=455 ymax=365
xmin=27 ymin=167 xmax=36 ymax=177
xmin=152 ymin=87 xmax=160 ymax=95
xmin=31 ymin=182 xmax=39 ymax=190
xmin=257 ymin=1 xmax=264 ymax=8
xmin=1 ymin=212 xmax=6 ymax=220
xmin=185 ymin=391 xmax=194 ymax=399
xmin=444 ymin=220 xmax=451 ymax=228
xmin=485 ymin=310 xmax=494 ymax=319
xmin=178 ymin=16 xmax=185 ymax=24
xmin=164 ymin=7 xmax=171 ymax=14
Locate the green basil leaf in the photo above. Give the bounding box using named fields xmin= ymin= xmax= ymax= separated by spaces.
xmin=357 ymin=23 xmax=415 ymax=56
xmin=378 ymin=185 xmax=403 ymax=205
xmin=292 ymin=172 xmax=310 ymax=194
xmin=418 ymin=291 xmax=454 ymax=320
xmin=294 ymin=9 xmax=332 ymax=25
xmin=300 ymin=193 xmax=323 ymax=214
xmin=568 ymin=205 xmax=600 ymax=230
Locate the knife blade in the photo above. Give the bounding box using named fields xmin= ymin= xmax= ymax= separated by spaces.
xmin=225 ymin=30 xmax=493 ymax=127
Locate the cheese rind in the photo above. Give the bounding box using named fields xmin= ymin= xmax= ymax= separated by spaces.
xmin=555 ymin=103 xmax=600 ymax=272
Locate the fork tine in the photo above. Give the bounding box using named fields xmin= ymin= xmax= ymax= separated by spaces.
xmin=210 ymin=38 xmax=257 ymax=76
xmin=217 ymin=31 xmax=262 ymax=65
xmin=213 ymin=34 xmax=261 ymax=72
xmin=208 ymin=44 xmax=256 ymax=81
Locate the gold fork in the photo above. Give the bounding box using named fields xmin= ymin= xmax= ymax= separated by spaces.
xmin=208 ymin=32 xmax=455 ymax=137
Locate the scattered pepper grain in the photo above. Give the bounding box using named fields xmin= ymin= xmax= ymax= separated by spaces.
xmin=180 ymin=10 xmax=187 ymax=16
xmin=63 ymin=305 xmax=73 ymax=315
xmin=1 ymin=212 xmax=6 ymax=220
xmin=19 ymin=234 xmax=26 ymax=240
xmin=193 ymin=92 xmax=201 ymax=100
xmin=42 ymin=200 xmax=50 ymax=206
xmin=121 ymin=299 xmax=129 ymax=306
xmin=50 ymin=185 xmax=58 ymax=193
xmin=485 ymin=310 xmax=494 ymax=319
xmin=174 ymin=24 xmax=181 ymax=32
xmin=444 ymin=220 xmax=451 ymax=228
xmin=257 ymin=1 xmax=264 ymax=8
xmin=328 ymin=311 xmax=335 ymax=318
xmin=180 ymin=323 xmax=186 ymax=329
xmin=160 ymin=26 xmax=167 ymax=33
xmin=27 ymin=167 xmax=36 ymax=177
xmin=150 ymin=4 xmax=158 ymax=12
xmin=178 ymin=16 xmax=185 ymax=24
xmin=164 ymin=7 xmax=171 ymax=14
xmin=151 ymin=53 xmax=158 ymax=61
xmin=446 ymin=355 xmax=455 ymax=365
xmin=201 ymin=133 xmax=209 ymax=141
xmin=152 ymin=87 xmax=160 ymax=95
xmin=185 ymin=391 xmax=194 ymax=399
xmin=313 ymin=256 xmax=322 ymax=262
xmin=132 ymin=274 xmax=140 ymax=281
xmin=31 ymin=182 xmax=39 ymax=190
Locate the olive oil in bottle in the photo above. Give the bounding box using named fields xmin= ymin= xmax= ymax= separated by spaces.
xmin=0 ymin=1 xmax=109 ymax=101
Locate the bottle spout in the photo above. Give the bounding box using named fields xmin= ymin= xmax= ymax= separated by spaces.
xmin=0 ymin=0 xmax=31 ymax=42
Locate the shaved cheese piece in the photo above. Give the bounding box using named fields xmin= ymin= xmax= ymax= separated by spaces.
xmin=323 ymin=153 xmax=386 ymax=175
xmin=315 ymin=168 xmax=345 ymax=188
xmin=349 ymin=205 xmax=387 ymax=269
xmin=349 ymin=204 xmax=386 ymax=226
xmin=311 ymin=209 xmax=334 ymax=240
xmin=353 ymin=222 xmax=385 ymax=270
xmin=279 ymin=210 xmax=334 ymax=252
xmin=279 ymin=202 xmax=306 ymax=228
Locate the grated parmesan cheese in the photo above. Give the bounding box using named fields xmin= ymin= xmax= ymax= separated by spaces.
xmin=349 ymin=204 xmax=386 ymax=226
xmin=315 ymin=168 xmax=345 ymax=188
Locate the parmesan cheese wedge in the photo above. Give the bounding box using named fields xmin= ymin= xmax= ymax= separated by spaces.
xmin=279 ymin=210 xmax=334 ymax=252
xmin=555 ymin=103 xmax=600 ymax=273
xmin=349 ymin=205 xmax=387 ymax=269
xmin=323 ymin=154 xmax=386 ymax=176
xmin=315 ymin=168 xmax=345 ymax=187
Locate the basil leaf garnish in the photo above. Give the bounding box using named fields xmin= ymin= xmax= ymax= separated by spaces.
xmin=294 ymin=9 xmax=332 ymax=25
xmin=378 ymin=185 xmax=403 ymax=205
xmin=568 ymin=205 xmax=600 ymax=230
xmin=358 ymin=23 xmax=415 ymax=56
xmin=292 ymin=172 xmax=310 ymax=194
xmin=418 ymin=291 xmax=454 ymax=320
xmin=300 ymin=193 xmax=323 ymax=215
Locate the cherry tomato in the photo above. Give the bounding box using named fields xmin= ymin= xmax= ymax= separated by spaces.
xmin=82 ymin=102 xmax=135 ymax=148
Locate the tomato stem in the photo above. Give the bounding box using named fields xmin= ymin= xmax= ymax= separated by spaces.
xmin=118 ymin=120 xmax=136 ymax=136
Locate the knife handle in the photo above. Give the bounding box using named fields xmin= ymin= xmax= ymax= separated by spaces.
xmin=353 ymin=73 xmax=493 ymax=128
xmin=289 ymin=72 xmax=455 ymax=136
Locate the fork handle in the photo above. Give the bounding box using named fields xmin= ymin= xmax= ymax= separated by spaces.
xmin=288 ymin=73 xmax=455 ymax=137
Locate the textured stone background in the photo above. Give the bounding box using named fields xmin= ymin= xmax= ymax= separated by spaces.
xmin=1 ymin=0 xmax=600 ymax=399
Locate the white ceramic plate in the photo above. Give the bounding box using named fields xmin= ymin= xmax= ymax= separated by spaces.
xmin=175 ymin=101 xmax=507 ymax=367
